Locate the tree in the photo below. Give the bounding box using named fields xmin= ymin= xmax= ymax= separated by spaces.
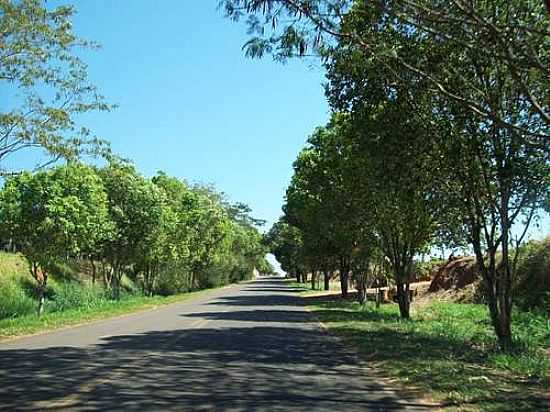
xmin=98 ymin=163 xmax=165 ymax=299
xmin=264 ymin=218 xmax=305 ymax=281
xmin=435 ymin=104 xmax=548 ymax=348
xmin=150 ymin=172 xmax=194 ymax=294
xmin=359 ymin=105 xmax=439 ymax=318
xmin=220 ymin=0 xmax=548 ymax=140
xmin=285 ymin=117 xmax=375 ymax=298
xmin=1 ymin=0 xmax=112 ymax=175
xmin=284 ymin=144 xmax=335 ymax=289
xmin=225 ymin=0 xmax=549 ymax=345
xmin=0 ymin=163 xmax=111 ymax=314
xmin=285 ymin=111 xmax=438 ymax=313
xmin=184 ymin=185 xmax=233 ymax=289
xmin=322 ymin=1 xmax=549 ymax=342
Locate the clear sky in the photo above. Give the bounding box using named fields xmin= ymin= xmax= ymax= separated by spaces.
xmin=49 ymin=0 xmax=329 ymax=233
xmin=6 ymin=0 xmax=548 ymax=254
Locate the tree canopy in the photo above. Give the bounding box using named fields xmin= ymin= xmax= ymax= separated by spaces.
xmin=0 ymin=0 xmax=112 ymax=175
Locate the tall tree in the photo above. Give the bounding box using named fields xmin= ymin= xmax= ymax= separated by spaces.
xmin=1 ymin=0 xmax=112 ymax=175
xmin=98 ymin=163 xmax=165 ymax=299
xmin=264 ymin=218 xmax=305 ymax=281
xmin=324 ymin=2 xmax=549 ymax=344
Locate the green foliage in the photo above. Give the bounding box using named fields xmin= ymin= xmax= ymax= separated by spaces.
xmin=515 ymin=238 xmax=550 ymax=311
xmin=264 ymin=218 xmax=304 ymax=277
xmin=221 ymin=0 xmax=548 ymax=138
xmin=0 ymin=162 xmax=267 ymax=317
xmin=0 ymin=0 xmax=113 ymax=174
xmin=0 ymin=278 xmax=35 ymax=319
xmin=0 ymin=163 xmax=112 ymax=279
xmin=227 ymin=0 xmax=549 ymax=345
xmin=412 ymin=258 xmax=444 ymax=282
xmin=47 ymin=282 xmax=109 ymax=313
xmin=0 ymin=284 xmax=217 ymax=340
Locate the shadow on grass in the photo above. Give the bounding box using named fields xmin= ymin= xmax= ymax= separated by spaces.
xmin=309 ymin=299 xmax=549 ymax=411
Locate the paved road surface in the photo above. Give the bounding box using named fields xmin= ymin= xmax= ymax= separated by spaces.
xmin=0 ymin=277 xmax=434 ymax=411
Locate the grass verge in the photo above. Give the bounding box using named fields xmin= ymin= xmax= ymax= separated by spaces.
xmin=305 ymin=296 xmax=549 ymax=411
xmin=0 ymin=287 xmax=219 ymax=341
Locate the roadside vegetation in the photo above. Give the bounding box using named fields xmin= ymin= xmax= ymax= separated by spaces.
xmin=288 ymin=238 xmax=550 ymax=410
xmin=0 ymin=164 xmax=273 ymax=338
xmin=0 ymin=250 xmax=259 ymax=340
xmin=225 ymin=0 xmax=548 ymax=344
xmin=310 ymin=298 xmax=549 ymax=411
xmin=223 ymin=1 xmax=549 ymax=410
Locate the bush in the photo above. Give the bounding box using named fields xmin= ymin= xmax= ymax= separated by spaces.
xmin=48 ymin=282 xmax=109 ymax=312
xmin=515 ymin=237 xmax=550 ymax=311
xmin=0 ymin=280 xmax=36 ymax=319
xmin=413 ymin=258 xmax=445 ymax=281
xmin=155 ymin=263 xmax=192 ymax=296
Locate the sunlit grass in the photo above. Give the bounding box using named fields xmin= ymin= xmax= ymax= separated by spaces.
xmin=308 ymin=298 xmax=549 ymax=411
xmin=0 ymin=288 xmax=215 ymax=341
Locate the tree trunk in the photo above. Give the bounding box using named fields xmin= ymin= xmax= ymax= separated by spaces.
xmin=90 ymin=259 xmax=97 ymax=285
xmin=295 ymin=272 xmax=300 ymax=283
xmin=357 ymin=280 xmax=366 ymax=304
xmin=340 ymin=270 xmax=349 ymax=298
xmin=323 ymin=270 xmax=330 ymax=291
xmin=395 ymin=280 xmax=410 ymax=319
xmin=113 ymin=266 xmax=122 ymax=300
xmin=103 ymin=263 xmax=113 ymax=289
xmin=471 ymin=224 xmax=513 ymax=350
xmin=311 ymin=270 xmax=317 ymax=290
xmin=339 ymin=256 xmax=350 ymax=298
xmin=37 ymin=273 xmax=48 ymax=317
xmin=28 ymin=261 xmax=47 ymax=317
xmin=37 ymin=287 xmax=45 ymax=316
xmin=498 ymin=193 xmax=513 ymax=350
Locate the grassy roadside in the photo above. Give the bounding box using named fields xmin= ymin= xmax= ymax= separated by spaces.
xmin=0 ymin=286 xmax=223 ymax=341
xmin=291 ymin=282 xmax=549 ymax=411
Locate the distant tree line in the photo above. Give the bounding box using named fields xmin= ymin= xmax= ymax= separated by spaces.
xmin=0 ymin=162 xmax=272 ymax=315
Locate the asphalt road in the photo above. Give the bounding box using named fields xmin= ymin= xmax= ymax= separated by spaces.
xmin=0 ymin=277 xmax=435 ymax=411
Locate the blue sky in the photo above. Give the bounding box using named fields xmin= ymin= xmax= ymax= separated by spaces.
xmin=5 ymin=0 xmax=548 ymax=252
xmin=57 ymin=0 xmax=329 ymax=232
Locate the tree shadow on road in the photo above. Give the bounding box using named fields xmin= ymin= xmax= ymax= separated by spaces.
xmin=0 ymin=324 xmax=439 ymax=411
xmin=208 ymin=294 xmax=302 ymax=307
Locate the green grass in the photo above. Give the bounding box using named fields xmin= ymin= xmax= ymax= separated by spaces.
xmin=0 ymin=287 xmax=218 ymax=340
xmin=0 ymin=252 xmax=230 ymax=340
xmin=307 ymin=298 xmax=549 ymax=411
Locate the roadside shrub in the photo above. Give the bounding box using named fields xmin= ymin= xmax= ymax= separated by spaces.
xmin=514 ymin=237 xmax=550 ymax=311
xmin=200 ymin=264 xmax=230 ymax=289
xmin=413 ymin=258 xmax=444 ymax=282
xmin=155 ymin=264 xmax=192 ymax=296
xmin=0 ymin=280 xmax=35 ymax=319
xmin=48 ymin=282 xmax=109 ymax=312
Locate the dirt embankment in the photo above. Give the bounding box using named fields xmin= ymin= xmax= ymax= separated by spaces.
xmin=428 ymin=256 xmax=479 ymax=293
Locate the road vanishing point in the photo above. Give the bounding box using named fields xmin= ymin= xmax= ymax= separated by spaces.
xmin=0 ymin=277 xmax=436 ymax=411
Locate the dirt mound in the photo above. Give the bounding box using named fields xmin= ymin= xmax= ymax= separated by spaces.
xmin=428 ymin=256 xmax=479 ymax=292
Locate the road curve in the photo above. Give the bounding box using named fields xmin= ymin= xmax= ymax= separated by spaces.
xmin=0 ymin=277 xmax=433 ymax=411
